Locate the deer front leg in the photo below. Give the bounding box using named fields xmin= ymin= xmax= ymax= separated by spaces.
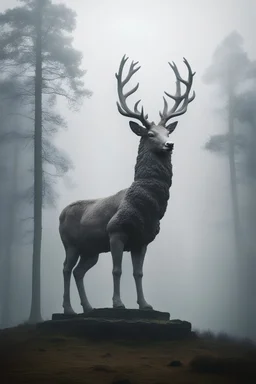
xmin=109 ymin=233 xmax=126 ymax=308
xmin=131 ymin=246 xmax=153 ymax=310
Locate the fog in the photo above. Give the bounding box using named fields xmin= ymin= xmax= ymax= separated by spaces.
xmin=0 ymin=0 xmax=256 ymax=339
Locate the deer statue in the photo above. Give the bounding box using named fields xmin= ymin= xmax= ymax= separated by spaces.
xmin=59 ymin=55 xmax=196 ymax=314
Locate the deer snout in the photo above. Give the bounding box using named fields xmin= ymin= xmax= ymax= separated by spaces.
xmin=164 ymin=142 xmax=174 ymax=150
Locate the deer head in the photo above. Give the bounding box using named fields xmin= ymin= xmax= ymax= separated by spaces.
xmin=115 ymin=55 xmax=196 ymax=153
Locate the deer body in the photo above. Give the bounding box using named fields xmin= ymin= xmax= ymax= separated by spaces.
xmin=60 ymin=189 xmax=127 ymax=255
xmin=59 ymin=56 xmax=195 ymax=314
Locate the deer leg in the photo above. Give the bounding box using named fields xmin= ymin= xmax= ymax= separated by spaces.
xmin=63 ymin=247 xmax=79 ymax=314
xmin=73 ymin=254 xmax=99 ymax=312
xmin=109 ymin=233 xmax=126 ymax=308
xmin=131 ymin=246 xmax=153 ymax=310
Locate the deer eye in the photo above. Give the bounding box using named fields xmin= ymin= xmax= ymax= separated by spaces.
xmin=148 ymin=131 xmax=155 ymax=138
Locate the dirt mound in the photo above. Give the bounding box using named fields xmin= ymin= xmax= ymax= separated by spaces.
xmin=1 ymin=324 xmax=256 ymax=384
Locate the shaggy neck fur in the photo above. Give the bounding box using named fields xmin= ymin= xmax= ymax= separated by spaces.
xmin=107 ymin=137 xmax=173 ymax=249
xmin=117 ymin=137 xmax=173 ymax=248
xmin=133 ymin=137 xmax=173 ymax=219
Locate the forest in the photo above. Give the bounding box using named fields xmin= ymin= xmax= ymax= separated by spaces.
xmin=0 ymin=0 xmax=256 ymax=343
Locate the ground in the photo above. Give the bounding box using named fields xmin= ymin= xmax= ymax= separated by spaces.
xmin=1 ymin=325 xmax=256 ymax=383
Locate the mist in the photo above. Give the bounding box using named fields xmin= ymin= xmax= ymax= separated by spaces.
xmin=0 ymin=0 xmax=256 ymax=340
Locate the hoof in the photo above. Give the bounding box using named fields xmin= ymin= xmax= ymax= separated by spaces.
xmin=113 ymin=303 xmax=126 ymax=309
xmin=82 ymin=304 xmax=93 ymax=313
xmin=83 ymin=307 xmax=93 ymax=313
xmin=139 ymin=303 xmax=153 ymax=310
xmin=63 ymin=307 xmax=76 ymax=315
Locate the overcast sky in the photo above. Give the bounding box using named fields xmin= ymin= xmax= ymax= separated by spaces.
xmin=1 ymin=0 xmax=255 ymax=337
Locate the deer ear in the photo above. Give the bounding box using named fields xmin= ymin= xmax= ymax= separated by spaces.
xmin=166 ymin=121 xmax=178 ymax=134
xmin=129 ymin=121 xmax=148 ymax=136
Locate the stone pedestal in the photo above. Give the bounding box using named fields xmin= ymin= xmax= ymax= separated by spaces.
xmin=52 ymin=308 xmax=170 ymax=321
xmin=38 ymin=308 xmax=192 ymax=341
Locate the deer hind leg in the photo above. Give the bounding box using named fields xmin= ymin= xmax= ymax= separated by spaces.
xmin=63 ymin=247 xmax=79 ymax=314
xmin=73 ymin=253 xmax=99 ymax=312
xmin=109 ymin=233 xmax=127 ymax=309
xmin=131 ymin=245 xmax=153 ymax=310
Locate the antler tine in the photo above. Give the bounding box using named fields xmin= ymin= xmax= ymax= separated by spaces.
xmin=182 ymin=57 xmax=196 ymax=103
xmin=159 ymin=57 xmax=196 ymax=125
xmin=159 ymin=61 xmax=183 ymax=120
xmin=159 ymin=96 xmax=168 ymax=119
xmin=116 ymin=55 xmax=151 ymax=128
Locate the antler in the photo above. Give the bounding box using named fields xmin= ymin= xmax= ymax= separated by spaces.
xmin=159 ymin=58 xmax=196 ymax=126
xmin=116 ymin=55 xmax=151 ymax=128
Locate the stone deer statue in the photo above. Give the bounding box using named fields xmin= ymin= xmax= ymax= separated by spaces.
xmin=59 ymin=55 xmax=196 ymax=314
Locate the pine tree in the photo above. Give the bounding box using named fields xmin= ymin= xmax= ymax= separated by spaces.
xmin=0 ymin=0 xmax=91 ymax=323
xmin=203 ymin=31 xmax=251 ymax=259
xmin=202 ymin=31 xmax=255 ymax=335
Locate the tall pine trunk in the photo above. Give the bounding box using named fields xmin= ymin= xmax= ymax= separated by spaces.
xmin=242 ymin=120 xmax=256 ymax=338
xmin=0 ymin=141 xmax=19 ymax=327
xmin=228 ymin=86 xmax=248 ymax=335
xmin=227 ymin=87 xmax=242 ymax=258
xmin=28 ymin=0 xmax=43 ymax=323
xmin=227 ymin=86 xmax=243 ymax=331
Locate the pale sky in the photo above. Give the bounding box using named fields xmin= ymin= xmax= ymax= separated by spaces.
xmin=1 ymin=0 xmax=255 ymax=337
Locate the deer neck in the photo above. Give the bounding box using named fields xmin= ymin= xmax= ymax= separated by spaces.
xmin=133 ymin=138 xmax=173 ymax=219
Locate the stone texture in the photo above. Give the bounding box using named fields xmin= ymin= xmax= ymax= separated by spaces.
xmin=52 ymin=308 xmax=170 ymax=321
xmin=38 ymin=309 xmax=191 ymax=341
